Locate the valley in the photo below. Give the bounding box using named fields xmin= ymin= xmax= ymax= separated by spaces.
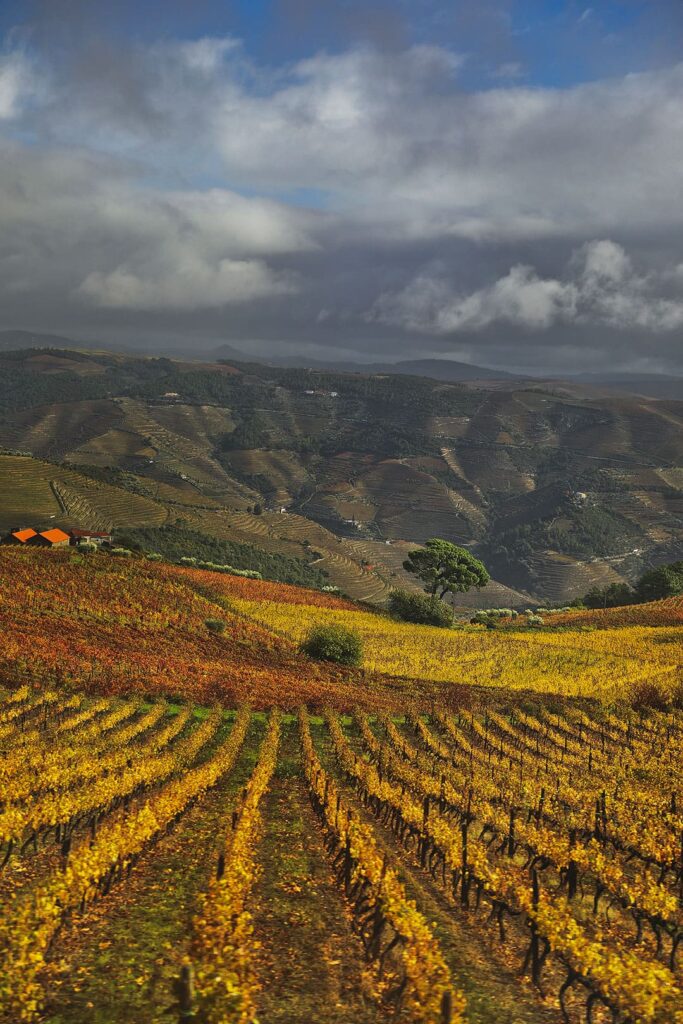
xmin=0 ymin=345 xmax=681 ymax=604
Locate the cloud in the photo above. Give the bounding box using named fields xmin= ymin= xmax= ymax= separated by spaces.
xmin=78 ymin=257 xmax=295 ymax=311
xmin=9 ymin=34 xmax=683 ymax=243
xmin=0 ymin=141 xmax=313 ymax=312
xmin=369 ymin=241 xmax=683 ymax=334
xmin=0 ymin=51 xmax=36 ymax=119
xmin=490 ymin=61 xmax=525 ymax=81
xmin=72 ymin=187 xmax=309 ymax=310
xmin=179 ymin=36 xmax=241 ymax=74
xmin=1 ymin=26 xmax=683 ymax=372
xmin=206 ymin=44 xmax=465 ymax=198
xmin=199 ymin=51 xmax=683 ymax=242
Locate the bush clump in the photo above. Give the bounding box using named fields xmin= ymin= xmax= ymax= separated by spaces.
xmin=300 ymin=624 xmax=363 ymax=666
xmin=76 ymin=541 xmax=98 ymax=553
xmin=388 ymin=589 xmax=454 ymax=627
xmin=110 ymin=547 xmax=133 ymax=557
xmin=205 ymin=618 xmax=227 ymax=634
xmin=196 ymin=559 xmax=263 ymax=579
xmin=178 ymin=555 xmax=263 ymax=579
xmin=629 ymin=679 xmax=671 ymax=711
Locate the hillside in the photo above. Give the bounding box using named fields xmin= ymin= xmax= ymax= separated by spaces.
xmin=0 ymin=547 xmax=390 ymax=711
xmin=0 ymin=548 xmax=682 ymax=1024
xmin=0 ymin=346 xmax=681 ymax=603
xmin=548 ymin=594 xmax=683 ymax=628
xmin=1 ymin=547 xmax=680 ymax=706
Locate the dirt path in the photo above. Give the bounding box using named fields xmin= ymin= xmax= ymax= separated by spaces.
xmin=40 ymin=717 xmax=265 ymax=1024
xmin=312 ymin=719 xmax=563 ymax=1024
xmin=251 ymin=718 xmax=384 ymax=1024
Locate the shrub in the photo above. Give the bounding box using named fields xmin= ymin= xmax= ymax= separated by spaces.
xmin=629 ymin=680 xmax=671 ymax=711
xmin=194 ymin=559 xmax=263 ymax=579
xmin=300 ymin=624 xmax=363 ymax=666
xmin=205 ymin=619 xmax=226 ymax=634
xmin=76 ymin=541 xmax=98 ymax=553
xmin=146 ymin=552 xmax=163 ymax=562
xmin=388 ymin=589 xmax=454 ymax=627
xmin=527 ymin=615 xmax=544 ymax=627
xmin=110 ymin=547 xmax=133 ymax=557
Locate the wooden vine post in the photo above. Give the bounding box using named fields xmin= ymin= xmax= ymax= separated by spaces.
xmin=173 ymin=962 xmax=195 ymax=1023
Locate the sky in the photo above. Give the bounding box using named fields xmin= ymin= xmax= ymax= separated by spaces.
xmin=1 ymin=0 xmax=683 ymax=374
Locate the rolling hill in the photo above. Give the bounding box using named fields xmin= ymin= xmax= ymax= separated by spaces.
xmin=0 ymin=345 xmax=681 ymax=604
xmin=1 ymin=547 xmax=681 ymax=1024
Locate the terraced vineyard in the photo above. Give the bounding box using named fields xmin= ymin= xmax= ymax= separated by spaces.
xmin=0 ymin=686 xmax=681 ymax=1024
xmin=1 ymin=347 xmax=681 ymax=604
xmin=0 ymin=456 xmax=169 ymax=534
xmin=528 ymin=551 xmax=629 ymax=606
xmin=185 ymin=509 xmax=402 ymax=602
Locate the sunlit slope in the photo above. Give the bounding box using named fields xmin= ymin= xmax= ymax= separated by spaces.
xmin=189 ymin=568 xmax=682 ymax=702
xmin=0 ymin=547 xmax=381 ymax=710
xmin=2 ymin=547 xmax=681 ymax=706
xmin=550 ymin=595 xmax=683 ymax=628
xmin=0 ymin=455 xmax=168 ymax=532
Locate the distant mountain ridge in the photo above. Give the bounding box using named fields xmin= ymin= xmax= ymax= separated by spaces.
xmin=212 ymin=346 xmax=520 ymax=382
xmin=377 ymin=358 xmax=520 ymax=381
xmin=572 ymin=373 xmax=683 ymax=401
xmin=0 ymin=329 xmax=88 ymax=351
xmin=3 ymin=330 xmax=681 ymax=398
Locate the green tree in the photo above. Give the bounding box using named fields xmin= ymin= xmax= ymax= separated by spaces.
xmin=635 ymin=562 xmax=683 ymax=602
xmin=583 ymin=582 xmax=634 ymax=609
xmin=388 ymin=589 xmax=454 ymax=627
xmin=403 ymin=539 xmax=490 ymax=600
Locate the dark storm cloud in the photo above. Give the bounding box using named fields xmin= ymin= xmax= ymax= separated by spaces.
xmin=1 ymin=5 xmax=683 ymax=373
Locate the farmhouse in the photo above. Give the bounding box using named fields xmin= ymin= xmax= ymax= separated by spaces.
xmin=69 ymin=528 xmax=113 ymax=546
xmin=2 ymin=524 xmax=114 ymax=548
xmin=27 ymin=528 xmax=71 ymax=548
xmin=6 ymin=527 xmax=38 ymax=544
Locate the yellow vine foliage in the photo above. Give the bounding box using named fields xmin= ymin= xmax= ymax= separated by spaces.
xmin=192 ymin=710 xmax=281 ymax=1023
xmin=231 ymin=597 xmax=683 ymax=701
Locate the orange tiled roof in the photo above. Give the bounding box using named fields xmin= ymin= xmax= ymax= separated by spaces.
xmin=12 ymin=528 xmax=37 ymax=543
xmin=39 ymin=528 xmax=71 ymax=544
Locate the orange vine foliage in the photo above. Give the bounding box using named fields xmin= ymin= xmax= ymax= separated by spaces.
xmin=550 ymin=597 xmax=683 ymax=628
xmin=0 ymin=549 xmax=389 ymax=710
xmin=164 ymin=562 xmax=357 ymax=610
